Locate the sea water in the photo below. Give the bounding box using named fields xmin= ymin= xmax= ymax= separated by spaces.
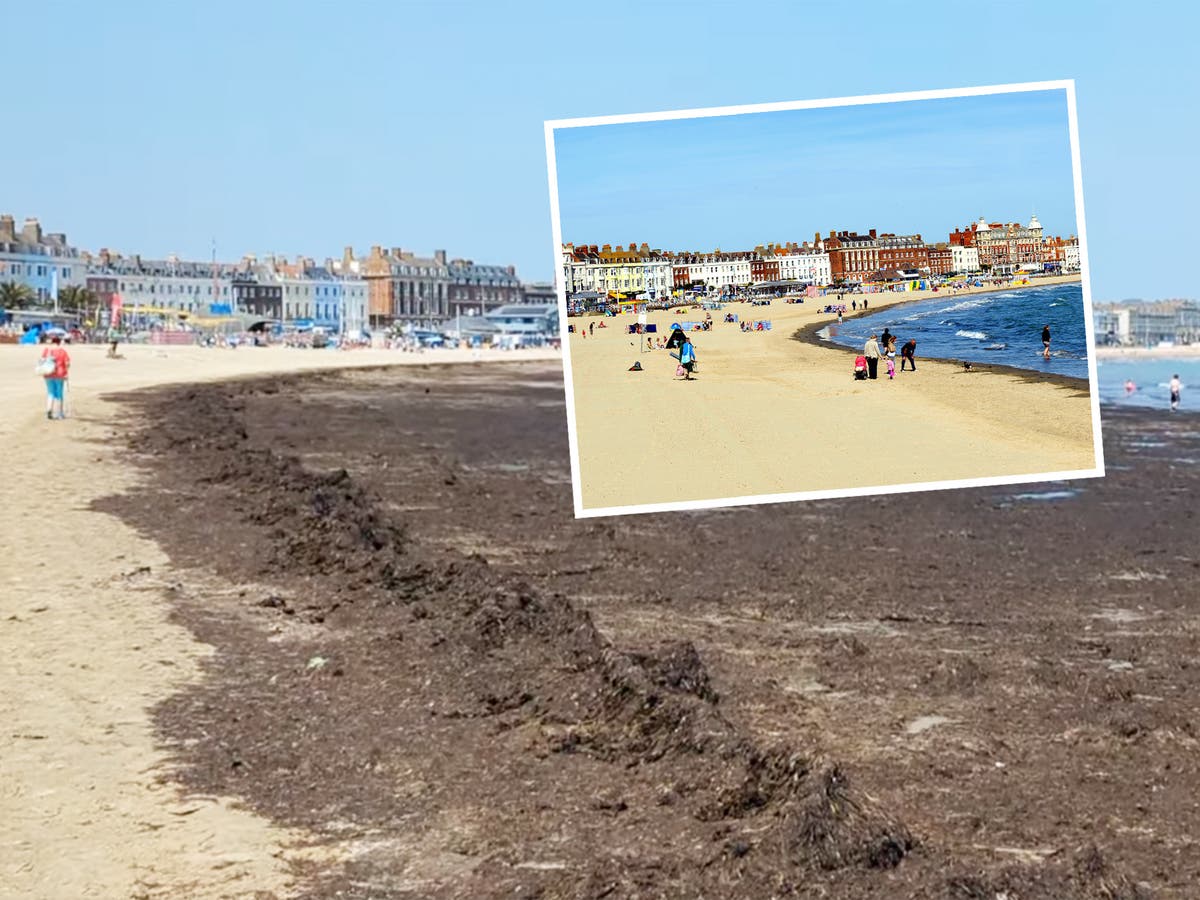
xmin=823 ymin=282 xmax=1088 ymax=379
xmin=1096 ymin=357 xmax=1196 ymax=413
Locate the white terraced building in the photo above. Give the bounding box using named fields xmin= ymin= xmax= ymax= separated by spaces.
xmin=672 ymin=251 xmax=753 ymax=289
xmin=774 ymin=248 xmax=831 ymax=284
xmin=950 ymin=244 xmax=980 ymax=274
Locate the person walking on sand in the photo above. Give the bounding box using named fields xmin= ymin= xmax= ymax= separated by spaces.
xmin=863 ymin=334 xmax=881 ymax=380
xmin=589 ymin=321 xmax=595 ymax=336
xmin=901 ymin=339 xmax=917 ymax=372
xmin=886 ymin=350 xmax=896 ymax=380
xmin=39 ymin=334 xmax=71 ymax=420
xmin=679 ymin=334 xmax=697 ymax=380
xmin=1042 ymin=324 xmax=1051 ymax=360
xmin=1170 ymin=374 xmax=1182 ymax=411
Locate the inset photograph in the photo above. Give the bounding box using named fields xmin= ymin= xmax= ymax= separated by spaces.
xmin=546 ymin=81 xmax=1103 ymax=516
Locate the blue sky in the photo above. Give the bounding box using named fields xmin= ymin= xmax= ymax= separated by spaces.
xmin=553 ymin=90 xmax=1075 ymax=252
xmin=3 ymin=0 xmax=1197 ymax=300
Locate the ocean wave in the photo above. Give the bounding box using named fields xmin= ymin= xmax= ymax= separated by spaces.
xmin=937 ymin=297 xmax=992 ymax=315
xmin=984 ymin=343 xmax=1007 ymax=350
xmin=955 ymin=330 xmax=988 ymax=340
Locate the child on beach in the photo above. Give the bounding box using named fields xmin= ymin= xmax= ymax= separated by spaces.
xmin=886 ymin=352 xmax=896 ymax=380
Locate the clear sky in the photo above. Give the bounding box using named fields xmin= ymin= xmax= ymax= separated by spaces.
xmin=553 ymin=90 xmax=1075 ymax=253
xmin=3 ymin=0 xmax=1197 ymax=300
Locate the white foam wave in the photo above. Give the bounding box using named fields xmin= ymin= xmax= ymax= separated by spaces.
xmin=955 ymin=330 xmax=987 ymax=340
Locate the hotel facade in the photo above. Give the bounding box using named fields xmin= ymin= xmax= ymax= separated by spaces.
xmin=0 ymin=216 xmax=85 ymax=301
xmin=563 ymin=214 xmax=1079 ymax=298
xmin=0 ymin=212 xmax=528 ymax=333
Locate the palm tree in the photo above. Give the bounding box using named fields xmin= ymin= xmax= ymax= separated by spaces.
xmin=57 ymin=284 xmax=95 ymax=316
xmin=0 ymin=281 xmax=36 ymax=310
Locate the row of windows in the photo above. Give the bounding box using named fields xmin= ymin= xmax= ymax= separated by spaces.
xmin=118 ymin=282 xmax=229 ymax=296
xmin=0 ymin=262 xmax=72 ymax=279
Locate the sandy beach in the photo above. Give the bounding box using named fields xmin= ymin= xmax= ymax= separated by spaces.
xmin=0 ymin=342 xmax=556 ymax=899
xmin=565 ymin=274 xmax=1096 ymax=511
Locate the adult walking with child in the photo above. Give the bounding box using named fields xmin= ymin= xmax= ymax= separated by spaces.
xmin=863 ymin=334 xmax=881 ymax=380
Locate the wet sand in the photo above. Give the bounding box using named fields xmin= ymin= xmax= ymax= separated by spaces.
xmin=87 ymin=359 xmax=1199 ymax=898
xmin=565 ymin=274 xmax=1096 ymax=512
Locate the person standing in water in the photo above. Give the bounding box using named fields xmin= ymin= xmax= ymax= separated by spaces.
xmin=1170 ymin=374 xmax=1182 ymax=411
xmin=1042 ymin=324 xmax=1051 ymax=360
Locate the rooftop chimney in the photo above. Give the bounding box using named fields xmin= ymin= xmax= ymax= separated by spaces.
xmin=0 ymin=215 xmax=14 ymax=242
xmin=20 ymin=218 xmax=42 ymax=244
xmin=434 ymin=249 xmax=447 ymax=265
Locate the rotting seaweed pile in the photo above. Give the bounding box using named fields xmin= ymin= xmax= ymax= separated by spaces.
xmin=97 ymin=377 xmax=1158 ymax=899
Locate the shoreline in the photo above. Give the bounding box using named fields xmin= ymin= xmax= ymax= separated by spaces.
xmin=788 ymin=277 xmax=1090 ymax=393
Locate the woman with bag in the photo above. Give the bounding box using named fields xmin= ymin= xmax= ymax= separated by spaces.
xmin=678 ymin=335 xmax=697 ymax=380
xmin=38 ymin=335 xmax=71 ymax=420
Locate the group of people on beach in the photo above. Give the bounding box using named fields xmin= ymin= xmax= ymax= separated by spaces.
xmin=858 ymin=329 xmax=916 ymax=380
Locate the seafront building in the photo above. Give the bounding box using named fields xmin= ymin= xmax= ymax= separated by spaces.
xmin=0 ymin=211 xmax=525 ymax=334
xmin=563 ymin=214 xmax=1080 ymax=303
xmin=1094 ymin=300 xmax=1200 ymax=347
xmin=85 ymin=251 xmax=238 ymax=315
xmin=561 ymin=243 xmax=675 ymax=299
xmin=0 ymin=216 xmax=85 ymax=302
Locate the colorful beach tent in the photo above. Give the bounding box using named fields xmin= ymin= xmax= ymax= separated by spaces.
xmin=665 ymin=326 xmax=686 ymax=349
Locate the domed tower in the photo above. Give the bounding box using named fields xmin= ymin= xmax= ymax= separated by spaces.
xmin=1028 ymin=214 xmax=1042 ymax=233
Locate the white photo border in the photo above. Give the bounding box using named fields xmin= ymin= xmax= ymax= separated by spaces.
xmin=544 ymin=79 xmax=1104 ymax=519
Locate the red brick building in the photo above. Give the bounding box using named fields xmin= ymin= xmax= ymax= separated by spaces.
xmin=750 ymin=250 xmax=780 ymax=283
xmin=876 ymin=233 xmax=928 ymax=276
xmin=823 ymin=229 xmax=879 ymax=283
xmin=926 ymin=245 xmax=954 ymax=276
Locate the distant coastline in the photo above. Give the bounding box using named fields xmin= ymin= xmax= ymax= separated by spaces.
xmin=1096 ymin=344 xmax=1200 ymax=359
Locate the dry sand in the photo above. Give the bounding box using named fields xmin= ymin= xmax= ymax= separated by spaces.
xmin=0 ymin=342 xmax=557 ymax=899
xmin=566 ymin=275 xmax=1097 ymax=511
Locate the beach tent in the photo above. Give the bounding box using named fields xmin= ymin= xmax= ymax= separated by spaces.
xmin=665 ymin=325 xmax=686 ymax=349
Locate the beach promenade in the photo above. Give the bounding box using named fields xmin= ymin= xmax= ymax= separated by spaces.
xmin=566 ymin=274 xmax=1095 ymax=511
xmin=0 ymin=343 xmax=557 ymax=899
